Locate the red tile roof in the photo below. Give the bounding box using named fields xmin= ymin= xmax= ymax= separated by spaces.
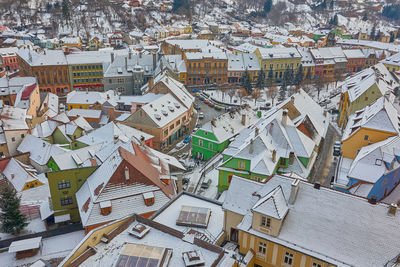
xmin=21 ymin=83 xmax=37 ymax=100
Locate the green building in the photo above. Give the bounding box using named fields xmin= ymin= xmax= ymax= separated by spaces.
xmin=217 ymin=109 xmax=315 ymax=192
xmin=192 ymin=110 xmax=260 ymax=161
xmin=47 ymin=166 xmax=98 ymax=222
xmin=51 ymin=125 xmax=84 ymax=146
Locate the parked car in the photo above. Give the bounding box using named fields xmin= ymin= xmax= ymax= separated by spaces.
xmin=182 ymin=178 xmax=189 ymax=185
xmin=193 ymin=127 xmax=199 ymax=133
xmin=207 ymin=102 xmax=215 ymax=108
xmin=192 ymin=89 xmax=199 ymax=93
xmin=333 ymin=141 xmax=341 ymax=156
xmin=199 ymin=112 xmax=204 ymax=119
xmin=199 ymin=96 xmax=205 ymax=101
xmin=183 ymin=136 xmax=191 ymax=143
xmin=201 ymin=179 xmax=211 ymax=189
xmin=176 ymin=142 xmax=185 ymax=149
xmin=194 ymin=103 xmax=200 ymax=110
xmin=215 ymin=105 xmax=223 ymax=111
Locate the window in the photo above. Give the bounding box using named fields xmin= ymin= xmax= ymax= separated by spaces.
xmin=170 ymin=124 xmax=174 ymax=130
xmin=164 ymin=129 xmax=168 ymax=137
xmin=58 ymin=180 xmax=71 ymax=189
xmin=199 ymin=140 xmax=203 ymax=146
xmin=364 ymin=135 xmax=368 ymax=140
xmin=208 ymin=143 xmax=212 ymax=149
xmin=238 ymin=161 xmax=245 ymax=169
xmin=284 ymin=252 xmax=294 ymax=265
xmin=312 ymin=263 xmax=322 ymax=267
xmin=261 ymin=216 xmax=271 ymax=228
xmin=21 ymin=134 xmax=24 ymax=138
xmin=60 ymin=196 xmax=73 ymax=206
xmin=258 ymin=241 xmax=267 ymax=254
xmin=11 ymin=137 xmax=15 ymax=142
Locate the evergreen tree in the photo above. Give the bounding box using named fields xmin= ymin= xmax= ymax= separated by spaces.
xmin=264 ymin=0 xmax=272 ymax=13
xmin=362 ymin=12 xmax=368 ymax=21
xmin=321 ymin=0 xmax=327 ymax=9
xmin=268 ymin=68 xmax=274 ymax=83
xmin=305 ymin=67 xmax=312 ymax=81
xmin=375 ymin=30 xmax=381 ymax=41
xmin=278 ymin=81 xmax=287 ymax=101
xmin=370 ymin=26 xmax=376 ymax=41
xmin=0 ymin=184 xmax=27 ymax=235
xmin=62 ymin=0 xmax=70 ymax=21
xmin=390 ymin=32 xmax=395 ymax=43
xmin=241 ymin=70 xmax=252 ymax=94
xmin=173 ymin=0 xmax=190 ymax=12
xmin=256 ymin=70 xmax=265 ymax=90
xmin=294 ymin=65 xmax=304 ymax=86
xmin=329 ymin=14 xmax=338 ymax=25
xmin=329 ymin=0 xmax=334 ymax=9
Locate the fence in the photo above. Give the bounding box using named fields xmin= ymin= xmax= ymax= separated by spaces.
xmin=0 ymin=223 xmax=83 ymax=249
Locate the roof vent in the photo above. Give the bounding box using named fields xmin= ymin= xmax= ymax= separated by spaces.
xmin=182 ymin=250 xmax=205 ymax=267
xmin=154 ymin=114 xmax=161 ymax=120
xmin=162 ymin=110 xmax=168 ymax=116
xmin=388 ymin=203 xmax=397 ymax=216
xmin=314 ymin=182 xmax=320 ymax=190
xmin=125 ymin=166 xmax=129 ymax=180
xmin=128 ymin=222 xmax=150 ymax=239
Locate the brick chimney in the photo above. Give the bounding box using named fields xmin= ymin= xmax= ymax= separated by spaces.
xmin=241 ymin=114 xmax=246 ymax=125
xmin=272 ymin=149 xmax=277 ymax=162
xmin=282 ymin=109 xmax=288 ymax=126
xmin=388 ymin=203 xmax=397 ymax=216
xmin=289 ymin=179 xmax=300 ymax=205
xmin=249 ymin=139 xmax=254 ymax=154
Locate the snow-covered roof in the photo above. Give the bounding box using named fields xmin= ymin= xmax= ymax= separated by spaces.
xmin=227 ymin=174 xmax=400 ymax=267
xmin=347 ymin=136 xmax=400 ymax=184
xmin=257 ymin=47 xmax=301 ymax=59
xmin=76 ymin=142 xmax=176 ymax=227
xmin=67 ymin=109 xmax=102 ymax=119
xmin=2 ymin=158 xmax=43 ymax=192
xmin=342 ymin=96 xmax=399 ymax=141
xmin=62 ymin=217 xmax=222 ymax=267
xmin=185 ymin=52 xmax=227 ymax=60
xmin=381 ymin=51 xmax=400 ymax=67
xmin=140 ymin=93 xmax=188 ymax=128
xmin=343 ymin=49 xmax=366 ymax=59
xmin=227 ymin=52 xmax=260 ymax=71
xmin=339 ymin=63 xmax=397 ymax=103
xmin=199 ymin=108 xmax=260 ymax=143
xmin=152 ymin=193 xmax=224 ymax=241
xmin=50 ymin=143 xmax=103 ymax=170
xmin=17 ymin=48 xmax=67 ymax=66
xmin=337 ymin=39 xmax=400 ymax=54
xmin=17 ymin=134 xmax=65 ymax=166
xmin=0 ymin=105 xmax=28 ymax=130
xmin=9 ymin=237 xmax=42 ymax=253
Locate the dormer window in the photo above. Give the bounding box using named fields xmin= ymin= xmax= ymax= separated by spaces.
xmin=261 ymin=216 xmax=271 ymax=229
xmin=100 ymin=201 xmax=112 ymax=216
xmin=143 ymin=192 xmax=154 ymax=206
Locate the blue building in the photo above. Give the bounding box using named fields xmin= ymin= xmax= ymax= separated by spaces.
xmin=333 ymin=136 xmax=400 ymax=201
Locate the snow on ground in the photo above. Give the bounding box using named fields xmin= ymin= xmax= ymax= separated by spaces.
xmin=0 ymin=217 xmax=47 ymax=240
xmin=197 ymin=168 xmax=219 ymax=199
xmin=0 ymin=230 xmax=85 ymax=267
xmin=204 ymin=89 xmax=270 ymax=109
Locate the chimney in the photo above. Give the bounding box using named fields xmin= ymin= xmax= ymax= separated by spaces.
xmin=129 ymin=49 xmax=132 ymax=59
xmin=211 ymin=119 xmax=216 ymax=127
xmin=249 ymin=139 xmax=254 ymax=154
xmin=125 ymin=166 xmax=130 ymax=180
xmin=153 ymin=53 xmax=157 ymax=71
xmin=255 ymin=127 xmax=259 ymax=136
xmin=125 ymin=57 xmax=128 ymax=69
xmin=291 ymin=95 xmax=295 ymax=103
xmin=149 ymin=77 xmax=154 ymax=89
xmin=241 ymin=114 xmax=246 ymax=125
xmin=314 ymin=182 xmax=320 ymax=190
xmin=269 ymin=122 xmax=274 ymax=135
xmin=272 ymin=149 xmax=277 ymax=162
xmin=111 ymin=52 xmax=115 ymax=63
xmin=370 ymin=196 xmax=377 ymax=204
xmin=113 ymin=134 xmax=118 ymax=143
xmin=323 ymin=110 xmax=327 ymax=117
xmin=289 ymin=152 xmax=295 ymax=165
xmin=289 ymin=179 xmax=300 ymax=205
xmin=388 ymin=203 xmax=397 ymax=216
xmin=282 ymin=109 xmax=288 ymax=126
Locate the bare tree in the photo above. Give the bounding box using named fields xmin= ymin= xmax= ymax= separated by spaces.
xmin=267 ymin=86 xmax=278 ymax=106
xmin=334 ymin=69 xmax=345 ymax=87
xmin=237 ymin=87 xmax=248 ymax=105
xmin=227 ymin=89 xmax=236 ymax=103
xmin=251 ymin=88 xmax=262 ymax=104
xmin=315 ymin=76 xmax=324 ymax=100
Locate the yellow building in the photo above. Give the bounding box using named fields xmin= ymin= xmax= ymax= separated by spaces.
xmin=87 ymin=37 xmax=102 ymax=51
xmin=2 ymin=158 xmax=44 ymax=191
xmin=223 ymin=175 xmax=400 ymax=267
xmin=338 ymin=63 xmax=396 ymax=128
xmin=60 ymin=36 xmax=82 ymax=49
xmin=254 ymin=47 xmax=301 ymax=81
xmin=381 ymin=52 xmax=400 ymax=73
xmin=341 ymin=97 xmax=398 ymax=159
